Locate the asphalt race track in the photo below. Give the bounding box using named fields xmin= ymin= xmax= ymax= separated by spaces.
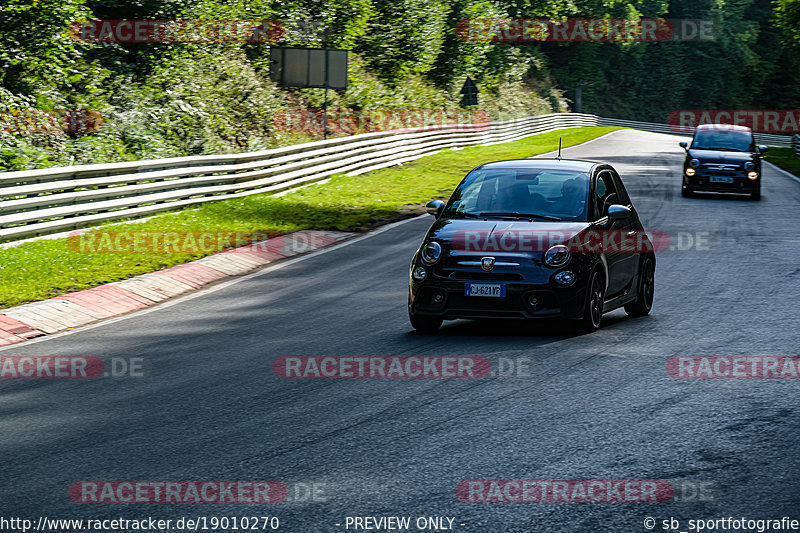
xmin=2 ymin=129 xmax=800 ymax=532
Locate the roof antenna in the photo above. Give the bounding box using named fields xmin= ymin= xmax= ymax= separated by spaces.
xmin=556 ymin=137 xmax=562 ymax=160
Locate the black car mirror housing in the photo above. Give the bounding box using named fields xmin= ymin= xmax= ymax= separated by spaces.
xmin=679 ymin=141 xmax=688 ymax=150
xmin=426 ymin=199 xmax=445 ymax=217
xmin=758 ymin=145 xmax=769 ymax=153
xmin=607 ymin=204 xmax=632 ymax=221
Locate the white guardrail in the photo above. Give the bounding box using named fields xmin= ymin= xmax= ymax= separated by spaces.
xmin=794 ymin=134 xmax=800 ymax=157
xmin=596 ymin=116 xmax=795 ymax=148
xmin=0 ymin=113 xmax=794 ymax=242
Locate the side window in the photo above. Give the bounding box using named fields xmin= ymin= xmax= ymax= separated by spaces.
xmin=610 ymin=171 xmax=630 ymax=205
xmin=594 ymin=172 xmax=619 ymax=218
xmin=595 ymin=177 xmax=607 ymax=198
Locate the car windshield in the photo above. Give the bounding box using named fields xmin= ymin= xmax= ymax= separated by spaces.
xmin=444 ymin=168 xmax=590 ymax=221
xmin=691 ymin=129 xmax=753 ymax=152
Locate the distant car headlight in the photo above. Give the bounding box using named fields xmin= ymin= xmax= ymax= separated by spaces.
xmin=685 ymin=167 xmax=696 ymax=176
xmin=689 ymin=159 xmax=700 ymax=168
xmin=748 ymin=171 xmax=758 ymax=180
xmin=744 ymin=161 xmax=754 ymax=171
xmin=420 ymin=242 xmax=442 ymax=265
xmin=412 ymin=266 xmax=427 ymax=281
xmin=544 ymin=244 xmax=570 ymax=267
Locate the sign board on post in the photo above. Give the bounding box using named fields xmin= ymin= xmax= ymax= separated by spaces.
xmin=460 ymin=76 xmax=479 ymax=107
xmin=270 ymin=47 xmax=349 ymax=90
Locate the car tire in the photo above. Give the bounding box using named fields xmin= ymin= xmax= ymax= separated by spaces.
xmin=579 ymin=270 xmax=605 ymax=333
xmin=681 ymin=187 xmax=694 ymax=198
xmin=625 ymin=256 xmax=655 ymax=317
xmin=750 ymin=186 xmax=761 ymax=201
xmin=409 ymin=313 xmax=442 ymax=333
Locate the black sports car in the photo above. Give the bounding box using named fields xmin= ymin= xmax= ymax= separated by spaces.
xmin=408 ymin=158 xmax=656 ymax=333
xmin=680 ymin=124 xmax=768 ymax=200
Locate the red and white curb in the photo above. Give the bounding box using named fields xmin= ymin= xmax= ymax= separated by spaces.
xmin=0 ymin=230 xmax=351 ymax=345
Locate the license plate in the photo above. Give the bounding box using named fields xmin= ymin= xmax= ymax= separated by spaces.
xmin=709 ymin=176 xmax=734 ymax=183
xmin=465 ymin=283 xmax=505 ymax=297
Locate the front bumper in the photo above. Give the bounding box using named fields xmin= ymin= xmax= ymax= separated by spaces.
xmin=408 ymin=277 xmax=590 ymax=320
xmin=684 ymin=172 xmax=758 ymax=193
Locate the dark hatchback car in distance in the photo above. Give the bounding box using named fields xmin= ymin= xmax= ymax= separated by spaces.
xmin=408 ymin=159 xmax=656 ymax=333
xmin=680 ymin=124 xmax=768 ymax=200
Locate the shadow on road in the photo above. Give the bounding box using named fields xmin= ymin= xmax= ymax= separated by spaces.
xmin=407 ymin=312 xmax=635 ymax=339
xmin=683 ymin=191 xmax=760 ymax=202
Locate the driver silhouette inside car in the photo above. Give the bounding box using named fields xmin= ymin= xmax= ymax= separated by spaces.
xmin=550 ymin=177 xmax=585 ymax=215
xmin=495 ymin=180 xmax=548 ymax=213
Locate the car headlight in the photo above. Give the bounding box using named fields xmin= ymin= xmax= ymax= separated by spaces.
xmin=748 ymin=171 xmax=758 ymax=180
xmin=744 ymin=161 xmax=754 ymax=171
xmin=685 ymin=167 xmax=696 ymax=176
xmin=689 ymin=159 xmax=700 ymax=168
xmin=412 ymin=266 xmax=427 ymax=281
xmin=420 ymin=242 xmax=442 ymax=265
xmin=544 ymin=244 xmax=570 ymax=267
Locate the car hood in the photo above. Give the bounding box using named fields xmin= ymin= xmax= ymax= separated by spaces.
xmin=687 ymin=149 xmax=755 ymax=164
xmin=428 ymin=218 xmax=592 ymax=249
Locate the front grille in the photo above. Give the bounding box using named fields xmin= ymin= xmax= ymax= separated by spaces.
xmin=443 ymin=270 xmax=524 ymax=281
xmin=702 ymin=164 xmax=739 ymax=174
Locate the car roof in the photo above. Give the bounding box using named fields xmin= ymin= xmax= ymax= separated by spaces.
xmin=474 ymin=158 xmax=599 ymax=172
xmin=695 ymin=124 xmax=752 ymax=132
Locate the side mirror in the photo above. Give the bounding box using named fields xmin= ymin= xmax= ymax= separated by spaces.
xmin=426 ymin=199 xmax=445 ymax=217
xmin=679 ymin=141 xmax=688 ymax=149
xmin=607 ymin=204 xmax=632 ymax=221
xmin=758 ymin=145 xmax=769 ymax=153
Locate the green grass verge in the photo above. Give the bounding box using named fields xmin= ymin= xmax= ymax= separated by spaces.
xmin=763 ymin=147 xmax=800 ymax=177
xmin=0 ymin=126 xmax=622 ymax=309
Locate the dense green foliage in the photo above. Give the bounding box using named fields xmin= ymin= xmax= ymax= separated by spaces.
xmin=545 ymin=0 xmax=800 ymax=120
xmin=0 ymin=0 xmax=797 ymax=170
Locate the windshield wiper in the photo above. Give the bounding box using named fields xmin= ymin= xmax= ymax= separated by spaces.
xmin=479 ymin=211 xmax=563 ymax=221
